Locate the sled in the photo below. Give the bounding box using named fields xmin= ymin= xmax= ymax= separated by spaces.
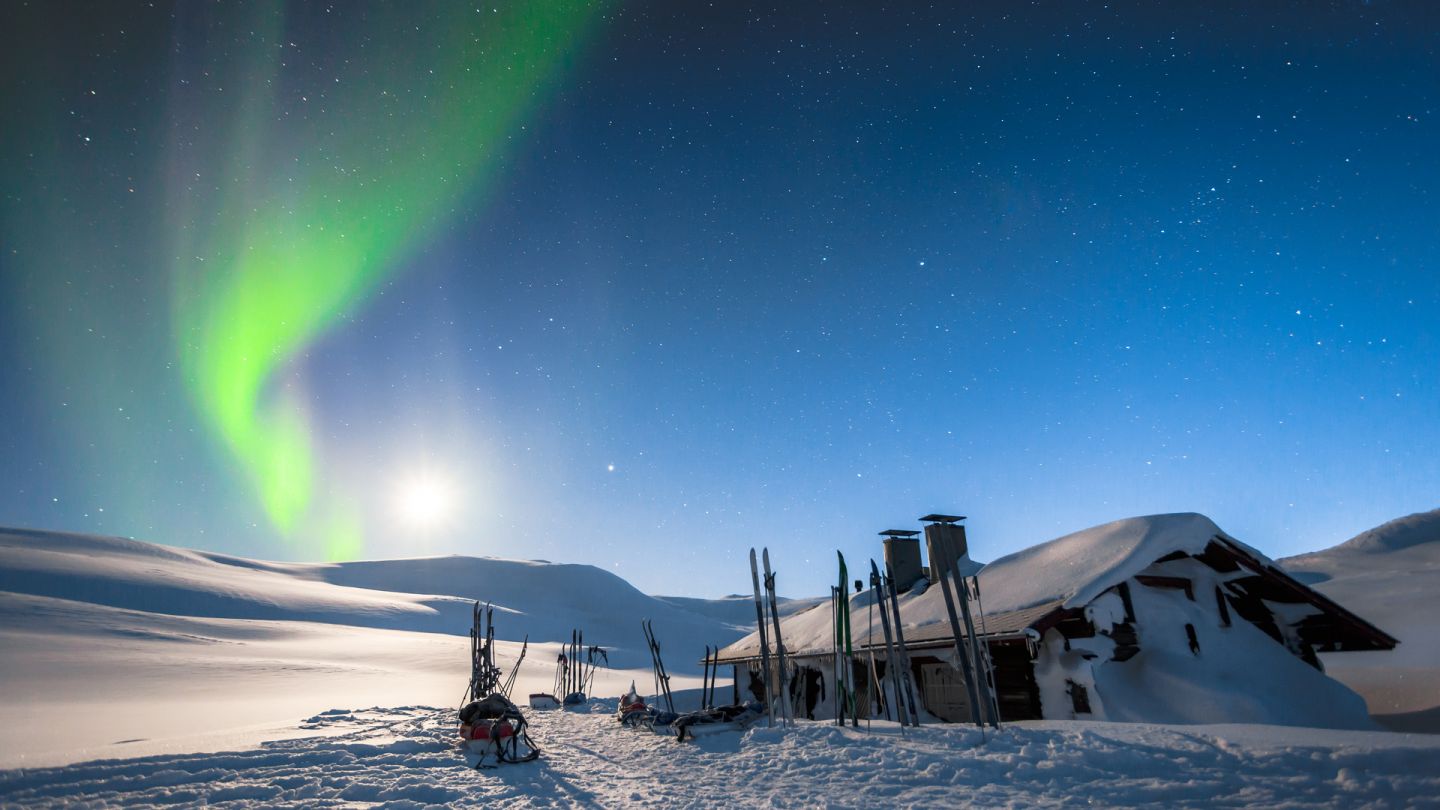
xmin=459 ymin=693 xmax=539 ymax=767
xmin=663 ymin=702 xmax=764 ymax=742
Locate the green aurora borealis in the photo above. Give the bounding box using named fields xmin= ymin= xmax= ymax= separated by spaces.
xmin=183 ymin=1 xmax=600 ymax=557
xmin=8 ymin=1 xmax=601 ymax=559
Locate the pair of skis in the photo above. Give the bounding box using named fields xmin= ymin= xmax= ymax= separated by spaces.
xmin=834 ymin=554 xmax=859 ymax=726
xmin=867 ymin=560 xmax=921 ymax=728
xmin=935 ymin=555 xmax=1001 ymax=729
xmin=641 ymin=619 xmax=674 ymax=713
xmin=748 ymin=547 xmax=792 ymax=726
xmin=464 ymin=602 xmax=504 ymax=705
xmin=701 ymin=645 xmax=721 ymax=709
xmin=554 ymin=629 xmax=607 ymax=703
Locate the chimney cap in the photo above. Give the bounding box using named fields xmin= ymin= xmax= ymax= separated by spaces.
xmin=919 ymin=514 xmax=966 ymax=524
xmin=879 ymin=529 xmax=921 ymax=539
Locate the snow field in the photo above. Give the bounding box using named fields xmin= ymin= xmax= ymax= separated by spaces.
xmin=1281 ymin=509 xmax=1440 ymax=729
xmin=3 ymin=704 xmax=1438 ymax=809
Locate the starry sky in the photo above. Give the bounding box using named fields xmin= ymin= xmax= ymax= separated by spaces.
xmin=1 ymin=1 xmax=1436 ymax=598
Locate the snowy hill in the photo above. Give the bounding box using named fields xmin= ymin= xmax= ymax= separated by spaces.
xmin=653 ymin=593 xmax=823 ymax=628
xmin=0 ymin=528 xmax=445 ymax=629
xmin=1281 ymin=508 xmax=1440 ymax=733
xmin=0 ymin=527 xmax=748 ymax=768
xmin=0 ymin=528 xmax=742 ymax=665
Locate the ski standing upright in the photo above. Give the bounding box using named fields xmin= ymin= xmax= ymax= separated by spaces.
xmin=748 ymin=548 xmax=775 ymax=726
xmin=884 ymin=563 xmax=922 ymax=726
xmin=869 ymin=559 xmax=906 ymax=729
xmin=762 ymin=548 xmax=793 ymax=725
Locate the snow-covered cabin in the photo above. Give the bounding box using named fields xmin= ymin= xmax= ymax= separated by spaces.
xmin=714 ymin=513 xmax=1397 ymax=728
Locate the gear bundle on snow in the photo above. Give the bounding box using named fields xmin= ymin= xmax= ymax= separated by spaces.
xmin=463 ymin=602 xmax=503 ymax=705
xmin=548 ymin=628 xmax=605 ymax=708
xmin=617 ymin=681 xmax=648 ymax=722
xmin=668 ymin=701 xmax=765 ymax=741
xmin=458 ymin=604 xmax=539 ymax=766
xmin=620 ymin=621 xmax=679 ymax=731
xmin=458 ymin=693 xmax=539 ymax=767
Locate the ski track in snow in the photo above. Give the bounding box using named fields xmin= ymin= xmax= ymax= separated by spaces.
xmin=3 ymin=704 xmax=1439 ymax=809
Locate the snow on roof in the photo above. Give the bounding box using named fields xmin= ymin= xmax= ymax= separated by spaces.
xmin=976 ymin=512 xmax=1257 ymax=615
xmin=719 ymin=512 xmax=1267 ymax=662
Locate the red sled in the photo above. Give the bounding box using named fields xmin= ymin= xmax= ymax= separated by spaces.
xmin=461 ymin=721 xmax=516 ymax=742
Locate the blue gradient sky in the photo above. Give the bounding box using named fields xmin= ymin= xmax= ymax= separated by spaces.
xmin=2 ymin=1 xmax=1436 ymax=597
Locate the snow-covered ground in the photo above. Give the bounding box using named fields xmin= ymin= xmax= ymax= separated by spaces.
xmin=1281 ymin=508 xmax=1440 ymax=733
xmin=3 ymin=702 xmax=1439 ymax=808
xmin=3 ymin=518 xmax=1439 ymax=806
xmin=0 ymin=527 xmax=742 ymax=768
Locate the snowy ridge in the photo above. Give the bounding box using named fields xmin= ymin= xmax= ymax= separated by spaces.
xmin=0 ymin=526 xmax=747 ymax=768
xmin=1332 ymin=508 xmax=1440 ymax=554
xmin=0 ymin=528 xmax=444 ymax=629
xmin=653 ymin=593 xmax=822 ymax=629
xmin=1281 ymin=508 xmax=1440 ymax=732
xmin=0 ymin=527 xmax=742 ymax=666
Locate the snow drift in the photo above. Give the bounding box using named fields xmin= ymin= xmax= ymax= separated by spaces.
xmin=1282 ymin=508 xmax=1440 ymax=732
xmin=0 ymin=526 xmax=748 ymax=768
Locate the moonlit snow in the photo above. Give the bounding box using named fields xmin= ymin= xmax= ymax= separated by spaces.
xmin=4 ymin=705 xmax=1439 ymax=808
xmin=2 ymin=516 xmax=1439 ymax=807
xmin=1281 ymin=508 xmax=1440 ymax=732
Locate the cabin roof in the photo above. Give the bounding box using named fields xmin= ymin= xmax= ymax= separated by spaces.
xmin=713 ymin=513 xmax=1397 ymax=665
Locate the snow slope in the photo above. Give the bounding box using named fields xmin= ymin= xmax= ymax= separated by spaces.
xmin=0 ymin=527 xmax=747 ymax=768
xmin=3 ymin=704 xmax=1438 ymax=808
xmin=653 ymin=593 xmax=823 ymax=628
xmin=1281 ymin=508 xmax=1440 ymax=732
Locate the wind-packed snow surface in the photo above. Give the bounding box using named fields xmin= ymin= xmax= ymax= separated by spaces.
xmin=1282 ymin=508 xmax=1440 ymax=732
xmin=0 ymin=527 xmax=746 ymax=768
xmin=3 ymin=518 xmax=1437 ymax=807
xmin=3 ymin=703 xmax=1438 ymax=808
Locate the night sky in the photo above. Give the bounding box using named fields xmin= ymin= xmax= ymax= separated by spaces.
xmin=2 ymin=1 xmax=1436 ymax=597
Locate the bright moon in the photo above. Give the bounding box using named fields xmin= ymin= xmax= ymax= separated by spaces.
xmin=394 ymin=474 xmax=455 ymax=528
